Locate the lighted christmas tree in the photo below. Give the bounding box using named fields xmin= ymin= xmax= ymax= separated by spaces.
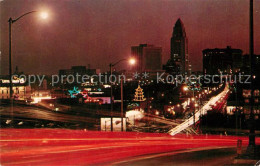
xmin=133 ymin=85 xmax=146 ymax=101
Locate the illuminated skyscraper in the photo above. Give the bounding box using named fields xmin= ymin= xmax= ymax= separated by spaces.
xmin=171 ymin=18 xmax=189 ymax=75
xmin=164 ymin=18 xmax=190 ymax=75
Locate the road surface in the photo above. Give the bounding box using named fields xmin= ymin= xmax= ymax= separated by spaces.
xmin=0 ymin=106 xmax=96 ymax=124
xmin=1 ymin=129 xmax=259 ymax=165
xmin=0 ymin=105 xmax=98 ymax=129
xmin=168 ymin=84 xmax=230 ymax=135
xmin=115 ymin=147 xmax=237 ymax=166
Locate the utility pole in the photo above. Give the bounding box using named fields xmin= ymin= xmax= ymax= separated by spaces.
xmin=120 ymin=78 xmax=124 ymax=131
xmin=108 ymin=58 xmax=136 ymax=132
xmin=8 ymin=18 xmax=13 ymax=99
xmin=247 ymin=0 xmax=256 ymax=154
xmin=109 ymin=64 xmax=113 ymax=131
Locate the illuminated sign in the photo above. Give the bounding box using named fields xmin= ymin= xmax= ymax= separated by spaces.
xmin=68 ymin=87 xmax=81 ymax=98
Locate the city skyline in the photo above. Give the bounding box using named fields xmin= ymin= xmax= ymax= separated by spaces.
xmin=0 ymin=1 xmax=260 ymax=164
xmin=1 ymin=0 xmax=260 ymax=75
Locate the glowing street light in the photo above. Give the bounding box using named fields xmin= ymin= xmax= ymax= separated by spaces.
xmin=8 ymin=10 xmax=49 ymax=127
xmin=40 ymin=12 xmax=48 ymax=19
xmin=155 ymin=111 xmax=160 ymax=115
xmin=8 ymin=10 xmax=49 ymax=99
xmin=183 ymin=86 xmax=188 ymax=91
xmin=109 ymin=57 xmax=136 ymax=131
xmin=129 ymin=58 xmax=136 ymax=65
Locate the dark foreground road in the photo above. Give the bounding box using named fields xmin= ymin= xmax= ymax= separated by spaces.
xmin=115 ymin=148 xmax=237 ymax=166
xmin=0 ymin=129 xmax=259 ymax=165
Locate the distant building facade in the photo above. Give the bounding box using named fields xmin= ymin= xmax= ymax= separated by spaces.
xmin=164 ymin=18 xmax=190 ymax=75
xmin=203 ymin=46 xmax=243 ymax=75
xmin=59 ymin=66 xmax=100 ymax=76
xmin=241 ymin=54 xmax=260 ymax=75
xmin=0 ymin=76 xmax=31 ymax=100
xmin=58 ymin=66 xmax=100 ymax=85
xmin=131 ymin=44 xmax=162 ymax=73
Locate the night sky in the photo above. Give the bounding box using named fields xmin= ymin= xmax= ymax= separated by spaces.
xmin=0 ymin=0 xmax=260 ymax=75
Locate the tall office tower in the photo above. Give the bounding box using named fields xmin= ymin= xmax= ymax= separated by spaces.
xmin=131 ymin=44 xmax=162 ymax=73
xmin=164 ymin=18 xmax=189 ymax=75
xmin=171 ymin=18 xmax=189 ymax=75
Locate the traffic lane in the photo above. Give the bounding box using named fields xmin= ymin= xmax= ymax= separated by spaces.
xmin=169 ymin=86 xmax=230 ymax=135
xmin=214 ymin=92 xmax=228 ymax=110
xmin=1 ymin=129 xmax=253 ymax=143
xmin=0 ymin=106 xmax=96 ymax=124
xmin=1 ymin=129 xmax=259 ymax=165
xmin=0 ymin=141 xmax=255 ymax=165
xmin=114 ymin=147 xmax=237 ymax=166
xmin=0 ymin=140 xmax=239 ymax=165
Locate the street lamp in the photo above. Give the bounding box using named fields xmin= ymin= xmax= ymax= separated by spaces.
xmin=183 ymin=84 xmax=197 ymax=126
xmin=183 ymin=86 xmax=188 ymax=91
xmin=129 ymin=58 xmax=136 ymax=65
xmin=8 ymin=11 xmax=48 ymax=99
xmin=109 ymin=58 xmax=136 ymax=131
xmin=40 ymin=12 xmax=49 ymax=19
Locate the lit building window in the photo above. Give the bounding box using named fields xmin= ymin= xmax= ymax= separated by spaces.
xmin=254 ymin=89 xmax=259 ymax=97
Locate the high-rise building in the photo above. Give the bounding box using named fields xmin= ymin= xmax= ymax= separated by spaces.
xmin=202 ymin=46 xmax=243 ymax=75
xmin=164 ymin=18 xmax=189 ymax=75
xmin=131 ymin=44 xmax=162 ymax=73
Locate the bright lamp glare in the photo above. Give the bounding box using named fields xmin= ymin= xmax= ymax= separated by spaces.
xmin=183 ymin=86 xmax=188 ymax=91
xmin=40 ymin=12 xmax=48 ymax=19
xmin=129 ymin=58 xmax=136 ymax=65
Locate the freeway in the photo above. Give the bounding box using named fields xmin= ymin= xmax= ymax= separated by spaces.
xmin=168 ymin=84 xmax=230 ymax=135
xmin=0 ymin=105 xmax=97 ymax=128
xmin=143 ymin=113 xmax=179 ymax=126
xmin=0 ymin=129 xmax=259 ymax=165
